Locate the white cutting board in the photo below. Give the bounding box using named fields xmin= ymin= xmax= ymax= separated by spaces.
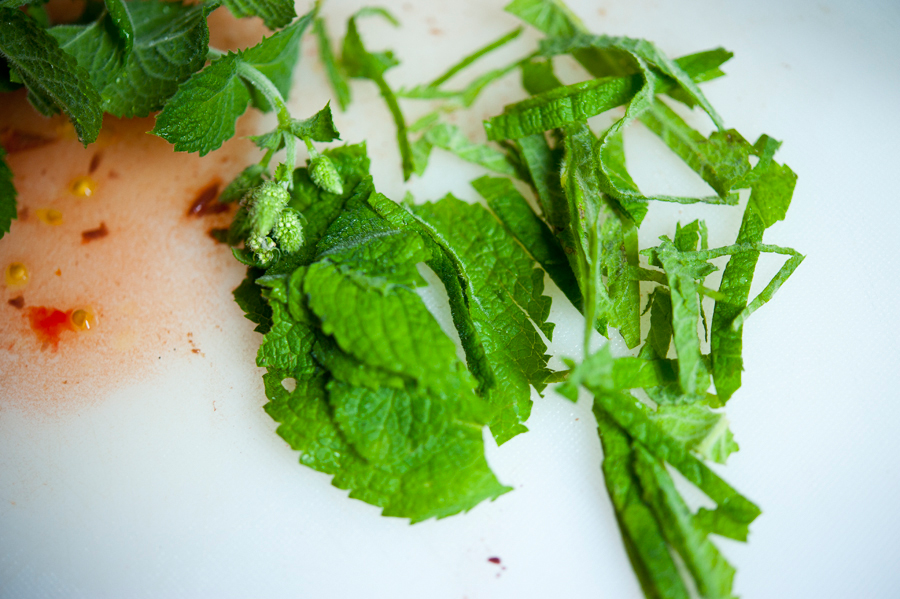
xmin=2 ymin=1 xmax=899 ymax=597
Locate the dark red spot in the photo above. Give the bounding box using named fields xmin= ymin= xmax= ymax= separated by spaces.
xmin=25 ymin=306 xmax=75 ymax=349
xmin=187 ymin=182 xmax=227 ymax=217
xmin=89 ymin=152 xmax=102 ymax=173
xmin=488 ymin=557 xmax=501 ymax=565
xmin=81 ymin=222 xmax=109 ymax=243
xmin=8 ymin=295 xmax=24 ymax=309
xmin=0 ymin=127 xmax=57 ymax=153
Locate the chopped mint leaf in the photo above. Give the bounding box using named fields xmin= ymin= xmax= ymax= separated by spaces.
xmin=595 ymin=410 xmax=690 ymax=599
xmin=341 ymin=10 xmax=413 ymax=179
xmin=413 ymin=122 xmax=518 ymax=177
xmin=314 ymin=17 xmax=351 ymax=111
xmin=0 ymin=8 xmax=102 ymax=145
xmin=520 ymin=57 xmax=563 ymax=95
xmin=633 ymin=445 xmax=738 ymax=599
xmin=221 ymin=0 xmax=296 ymax=30
xmin=648 ymin=404 xmax=739 ymax=465
xmin=102 ymin=0 xmax=216 ymax=118
xmin=152 ymin=53 xmax=252 ymax=156
xmin=0 ymin=148 xmax=16 ymax=239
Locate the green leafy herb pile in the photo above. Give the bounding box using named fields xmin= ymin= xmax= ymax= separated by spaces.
xmin=0 ymin=0 xmax=802 ymax=595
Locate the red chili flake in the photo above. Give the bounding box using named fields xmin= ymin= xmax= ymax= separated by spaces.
xmin=25 ymin=306 xmax=75 ymax=349
xmin=81 ymin=222 xmax=109 ymax=243
xmin=487 ymin=557 xmax=501 ymax=565
xmin=89 ymin=152 xmax=102 ymax=173
xmin=187 ymin=182 xmax=227 ymax=217
xmin=8 ymin=295 xmax=24 ymax=309
xmin=0 ymin=128 xmax=57 ymax=153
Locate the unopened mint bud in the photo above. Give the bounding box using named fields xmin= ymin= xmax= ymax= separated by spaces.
xmin=272 ymin=208 xmax=304 ymax=254
xmin=309 ymin=155 xmax=344 ymax=195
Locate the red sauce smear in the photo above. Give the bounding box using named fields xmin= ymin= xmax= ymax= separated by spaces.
xmin=487 ymin=557 xmax=502 ymax=565
xmin=187 ymin=182 xmax=228 ymax=217
xmin=0 ymin=127 xmax=58 ymax=153
xmin=81 ymin=222 xmax=109 ymax=243
xmin=25 ymin=306 xmax=75 ymax=349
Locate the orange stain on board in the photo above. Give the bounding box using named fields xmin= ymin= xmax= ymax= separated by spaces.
xmin=25 ymin=306 xmax=77 ymax=349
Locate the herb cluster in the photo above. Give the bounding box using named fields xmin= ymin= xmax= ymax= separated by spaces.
xmin=0 ymin=1 xmax=801 ymax=596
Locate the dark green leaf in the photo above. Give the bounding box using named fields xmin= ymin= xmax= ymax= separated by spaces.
xmin=101 ymin=0 xmax=216 ymax=118
xmin=0 ymin=148 xmax=16 ymax=239
xmin=49 ymin=16 xmax=127 ymax=95
xmin=0 ymin=8 xmax=102 ymax=144
xmin=233 ymin=267 xmax=272 ymax=334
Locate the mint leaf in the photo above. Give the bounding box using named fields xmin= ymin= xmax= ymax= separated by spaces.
xmin=105 ymin=0 xmax=135 ymax=56
xmin=0 ymin=8 xmax=102 ymax=145
xmin=472 ymin=175 xmax=581 ymax=311
xmin=101 ymin=0 xmax=216 ymax=118
xmin=290 ymin=102 xmax=339 ymax=141
xmin=49 ymin=16 xmax=127 ymax=95
xmin=152 ymin=53 xmax=251 ymax=156
xmin=0 ymin=148 xmax=16 ymax=239
xmin=221 ymin=0 xmax=295 ymax=30
xmin=648 ymin=404 xmax=739 ymax=465
xmin=232 ymin=268 xmax=272 ymax=334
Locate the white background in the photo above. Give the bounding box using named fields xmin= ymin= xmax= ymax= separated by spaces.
xmin=2 ymin=0 xmax=899 ymax=597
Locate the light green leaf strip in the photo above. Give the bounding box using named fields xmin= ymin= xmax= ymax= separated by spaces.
xmin=314 ymin=17 xmax=351 ymax=111
xmin=341 ymin=10 xmax=414 ymax=180
xmin=484 ymin=74 xmax=642 ymax=141
xmin=709 ymin=207 xmax=764 ymax=403
xmin=504 ymin=0 xmax=584 ymax=37
xmin=100 ymin=0 xmax=216 ymax=118
xmin=241 ymin=8 xmax=317 ymax=111
xmin=598 ymin=387 xmax=759 ymax=524
xmin=640 ymin=100 xmax=752 ymax=198
xmin=560 ymin=122 xmax=612 ymax=350
xmin=0 ymin=148 xmax=16 ymax=238
xmin=520 ymin=57 xmax=563 ymax=95
xmin=151 ymin=53 xmax=251 ymax=156
xmin=648 ymin=404 xmax=739 ymax=465
xmin=471 ymin=175 xmax=581 ymax=311
xmin=601 ymin=209 xmax=641 ymax=348
xmin=654 ymin=239 xmax=710 ymax=399
xmin=412 ymin=196 xmax=555 ymax=442
xmin=428 ymin=26 xmax=523 ymax=88
xmin=221 ymin=0 xmax=296 ymax=30
xmin=419 ymin=122 xmax=518 ymax=177
xmin=595 ymin=409 xmax=690 ymax=599
xmin=693 ymin=506 xmax=750 ymax=543
xmin=398 ymin=56 xmax=524 ymax=108
xmin=633 ymin=444 xmax=737 ymax=599
xmin=539 ymin=34 xmax=724 ymax=129
xmin=730 ymin=252 xmax=803 ymax=331
xmin=0 ymin=8 xmax=102 ymax=145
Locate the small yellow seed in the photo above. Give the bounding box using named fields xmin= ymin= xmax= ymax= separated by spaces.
xmin=70 ymin=308 xmax=96 ymax=331
xmin=69 ymin=176 xmax=98 ymax=198
xmin=36 ymin=208 xmax=64 ymax=226
xmin=5 ymin=262 xmax=28 ymax=286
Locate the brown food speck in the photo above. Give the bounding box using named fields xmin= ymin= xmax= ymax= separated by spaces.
xmin=89 ymin=152 xmax=102 ymax=173
xmin=488 ymin=557 xmax=501 ymax=565
xmin=108 ymin=170 xmax=120 ymax=179
xmin=81 ymin=222 xmax=109 ymax=243
xmin=17 ymin=207 xmax=29 ymax=221
xmin=8 ymin=295 xmax=24 ymax=309
xmin=191 ymin=348 xmax=200 ymax=354
xmin=187 ymin=182 xmax=227 ymax=217
xmin=55 ymin=268 xmax=61 ymax=276
xmin=430 ymin=28 xmax=443 ymax=36
xmin=0 ymin=128 xmax=57 ymax=153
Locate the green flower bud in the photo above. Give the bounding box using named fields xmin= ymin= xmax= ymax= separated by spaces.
xmin=272 ymin=208 xmax=304 ymax=254
xmin=246 ymin=231 xmax=277 ymax=267
xmin=309 ymin=155 xmax=344 ymax=195
xmin=247 ymin=181 xmax=290 ymax=238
